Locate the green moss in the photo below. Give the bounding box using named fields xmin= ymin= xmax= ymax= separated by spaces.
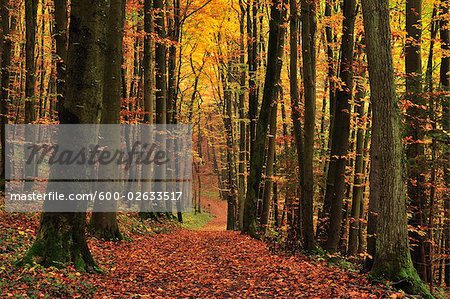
xmin=181 ymin=212 xmax=213 ymax=230
xmin=370 ymin=264 xmax=433 ymax=299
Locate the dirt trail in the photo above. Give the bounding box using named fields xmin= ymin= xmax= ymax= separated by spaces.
xmin=83 ymin=171 xmax=386 ymax=298
xmin=90 ymin=228 xmax=385 ymax=298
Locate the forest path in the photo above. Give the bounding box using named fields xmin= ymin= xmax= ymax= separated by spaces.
xmin=88 ymin=178 xmax=386 ymax=298
xmin=91 ymin=228 xmax=386 ymax=298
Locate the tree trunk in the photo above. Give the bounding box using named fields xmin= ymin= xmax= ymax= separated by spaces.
xmin=300 ymin=0 xmax=317 ymax=252
xmin=53 ymin=0 xmax=68 ymax=117
xmin=316 ymin=0 xmax=336 ymax=244
xmin=325 ymin=0 xmax=357 ymax=253
xmin=348 ymin=76 xmax=366 ymax=256
xmin=143 ymin=0 xmax=154 ymax=124
xmin=405 ymin=0 xmax=428 ymax=281
xmin=154 ymin=0 xmax=167 ymax=215
xmin=361 ymin=0 xmax=430 ymax=296
xmin=439 ymin=0 xmax=450 ymax=286
xmin=89 ymin=0 xmax=125 ymax=241
xmin=0 ymin=0 xmax=14 ymax=189
xmin=261 ymin=99 xmax=278 ymax=229
xmin=24 ymin=0 xmax=37 ymax=123
xmin=238 ymin=0 xmax=247 ymax=230
xmin=24 ymin=0 xmax=111 ymax=272
xmin=221 ymin=62 xmax=238 ymax=230
xmin=289 ymin=0 xmax=304 ymax=250
xmin=243 ymin=0 xmax=287 ymax=237
xmin=247 ymin=0 xmax=258 ymax=155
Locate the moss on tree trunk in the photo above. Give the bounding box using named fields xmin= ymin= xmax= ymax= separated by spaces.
xmin=23 ymin=213 xmax=100 ymax=272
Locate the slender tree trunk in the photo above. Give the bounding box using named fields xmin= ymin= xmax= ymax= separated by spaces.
xmin=24 ymin=0 xmax=37 ymax=123
xmin=325 ymin=0 xmax=357 ymax=253
xmin=154 ymin=0 xmax=167 ymax=215
xmin=221 ymin=62 xmax=238 ymax=230
xmin=89 ymin=0 xmax=125 ymax=240
xmin=247 ymin=0 xmax=258 ymax=155
xmin=439 ymin=0 xmax=450 ymax=286
xmin=143 ymin=0 xmax=154 ymax=125
xmin=54 ymin=0 xmax=68 ymax=117
xmin=0 ymin=0 xmax=14 ymax=189
xmin=405 ymin=0 xmax=428 ymax=281
xmin=289 ymin=0 xmax=304 ymax=250
xmin=243 ymin=0 xmax=287 ymax=237
xmin=238 ymin=0 xmax=247 ymax=230
xmin=348 ymin=75 xmax=366 ymax=256
xmin=316 ymin=0 xmax=336 ymax=243
xmin=361 ymin=0 xmax=430 ymax=296
xmin=261 ymin=99 xmax=278 ymax=229
xmin=24 ymin=0 xmax=111 ymax=272
xmin=300 ymin=0 xmax=317 ymax=252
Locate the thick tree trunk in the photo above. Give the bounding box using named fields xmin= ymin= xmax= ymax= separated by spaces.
xmin=243 ymin=0 xmax=287 ymax=237
xmin=361 ymin=0 xmax=430 ymax=296
xmin=24 ymin=0 xmax=111 ymax=272
xmin=300 ymin=0 xmax=317 ymax=252
xmin=325 ymin=0 xmax=357 ymax=253
xmin=89 ymin=0 xmax=125 ymax=241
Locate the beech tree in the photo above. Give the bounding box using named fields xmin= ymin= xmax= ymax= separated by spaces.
xmin=361 ymin=0 xmax=430 ymax=296
xmin=300 ymin=0 xmax=317 ymax=252
xmin=23 ymin=0 xmax=111 ymax=271
xmin=243 ymin=0 xmax=287 ymax=237
xmin=89 ymin=0 xmax=126 ymax=240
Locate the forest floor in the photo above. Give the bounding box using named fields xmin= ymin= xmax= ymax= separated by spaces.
xmin=0 ymin=172 xmax=405 ymax=298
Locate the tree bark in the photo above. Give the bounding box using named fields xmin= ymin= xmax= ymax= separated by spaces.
xmin=0 ymin=0 xmax=14 ymax=189
xmin=24 ymin=0 xmax=38 ymax=123
xmin=439 ymin=0 xmax=450 ymax=286
xmin=261 ymin=99 xmax=278 ymax=229
xmin=89 ymin=0 xmax=125 ymax=241
xmin=348 ymin=69 xmax=367 ymax=256
xmin=361 ymin=0 xmax=430 ymax=296
xmin=405 ymin=0 xmax=428 ymax=281
xmin=325 ymin=0 xmax=357 ymax=253
xmin=243 ymin=0 xmax=287 ymax=237
xmin=53 ymin=0 xmax=68 ymax=117
xmin=24 ymin=0 xmax=111 ymax=272
xmin=289 ymin=0 xmax=305 ymax=250
xmin=300 ymin=0 xmax=317 ymax=252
